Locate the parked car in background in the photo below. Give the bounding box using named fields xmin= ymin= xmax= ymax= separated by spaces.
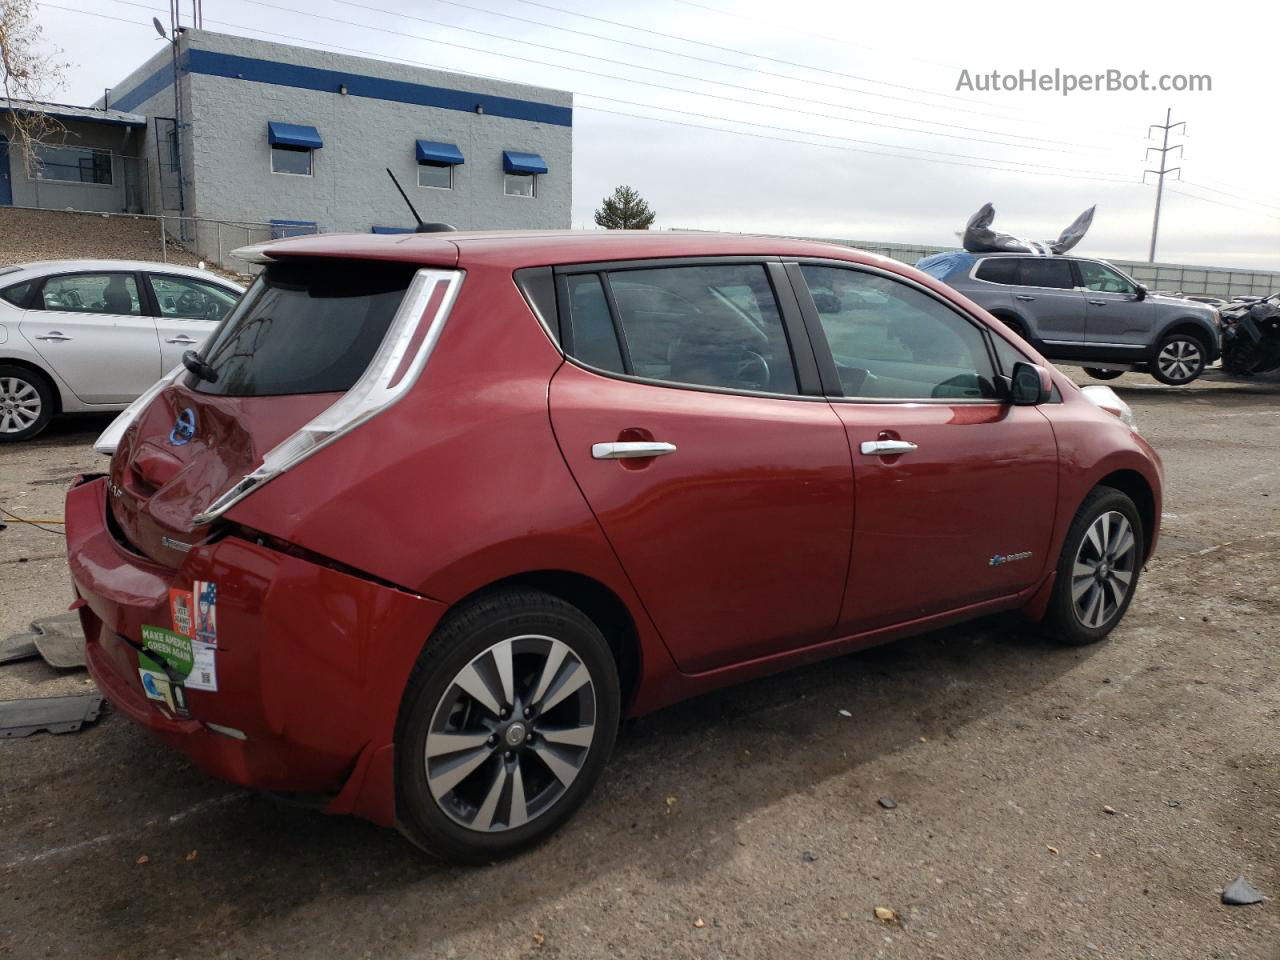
xmin=69 ymin=231 xmax=1162 ymax=863
xmin=0 ymin=260 xmax=243 ymax=441
xmin=916 ymin=251 xmax=1220 ymax=385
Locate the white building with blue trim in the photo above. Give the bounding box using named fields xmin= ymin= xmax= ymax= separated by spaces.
xmin=57 ymin=29 xmax=571 ymax=256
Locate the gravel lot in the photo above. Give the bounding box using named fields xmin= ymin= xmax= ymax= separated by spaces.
xmin=1 ymin=370 xmax=1277 ymax=960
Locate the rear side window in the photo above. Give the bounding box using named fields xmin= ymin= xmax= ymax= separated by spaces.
xmin=191 ymin=260 xmax=416 ymax=397
xmin=564 ymin=274 xmax=623 ymax=373
xmin=565 ymin=263 xmax=798 ymax=396
xmin=0 ymin=280 xmax=35 ymax=308
xmin=1018 ymin=259 xmax=1074 ymax=290
xmin=975 ymin=258 xmax=1019 ymax=285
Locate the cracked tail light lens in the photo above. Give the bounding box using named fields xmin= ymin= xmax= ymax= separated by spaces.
xmin=190 ymin=268 xmax=464 ymax=527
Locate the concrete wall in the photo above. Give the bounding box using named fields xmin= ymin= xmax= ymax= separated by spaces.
xmin=1 ymin=117 xmax=143 ymax=213
xmin=180 ymin=32 xmax=571 ymax=234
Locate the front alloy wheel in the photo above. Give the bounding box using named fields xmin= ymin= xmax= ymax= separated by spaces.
xmin=396 ymin=589 xmax=620 ymax=862
xmin=1152 ymin=335 xmax=1206 ymax=385
xmin=1070 ymin=511 xmax=1137 ymax=629
xmin=1043 ymin=486 xmax=1144 ymax=645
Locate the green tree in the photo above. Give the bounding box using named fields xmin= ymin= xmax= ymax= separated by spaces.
xmin=593 ymin=185 xmax=656 ymax=230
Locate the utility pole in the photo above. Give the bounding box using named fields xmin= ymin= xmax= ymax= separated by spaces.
xmin=1144 ymin=108 xmax=1185 ymax=263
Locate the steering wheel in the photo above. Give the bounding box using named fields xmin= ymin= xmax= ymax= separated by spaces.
xmin=176 ymin=290 xmax=204 ymax=315
xmin=735 ymin=350 xmax=770 ymax=390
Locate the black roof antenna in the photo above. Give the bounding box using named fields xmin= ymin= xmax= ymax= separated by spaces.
xmin=386 ymin=168 xmax=456 ymax=233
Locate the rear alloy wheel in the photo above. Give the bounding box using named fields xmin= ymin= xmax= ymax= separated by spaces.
xmin=1083 ymin=367 xmax=1124 ymax=381
xmin=1151 ymin=334 xmax=1207 ymax=385
xmin=1043 ymin=486 xmax=1144 ymax=645
xmin=396 ymin=589 xmax=620 ymax=862
xmin=0 ymin=365 xmax=55 ymax=442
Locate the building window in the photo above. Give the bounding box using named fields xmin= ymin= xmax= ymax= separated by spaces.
xmin=418 ymin=163 xmax=452 ymax=189
xmin=271 ymin=144 xmax=313 ymax=176
xmin=504 ymin=173 xmax=536 ymax=198
xmin=34 ymin=145 xmax=113 ymax=185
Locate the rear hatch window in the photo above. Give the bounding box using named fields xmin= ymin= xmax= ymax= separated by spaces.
xmin=110 ymin=258 xmax=448 ymax=566
xmin=189 ymin=260 xmax=419 ymax=397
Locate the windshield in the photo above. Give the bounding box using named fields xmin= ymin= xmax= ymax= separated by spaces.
xmin=189 ymin=260 xmax=417 ymax=397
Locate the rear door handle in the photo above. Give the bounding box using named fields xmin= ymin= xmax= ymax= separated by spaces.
xmin=592 ymin=441 xmax=677 ymax=460
xmin=859 ymin=440 xmax=918 ymax=456
xmin=165 ymin=335 xmax=200 ymax=344
xmin=35 ymin=331 xmax=72 ymax=341
xmin=1014 ymin=294 xmax=1036 ymax=302
xmin=1088 ymin=299 xmax=1108 ymax=306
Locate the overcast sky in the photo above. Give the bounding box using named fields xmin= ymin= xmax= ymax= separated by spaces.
xmin=39 ymin=0 xmax=1280 ymax=270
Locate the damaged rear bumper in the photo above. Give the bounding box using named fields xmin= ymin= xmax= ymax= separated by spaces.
xmin=65 ymin=475 xmax=446 ymax=826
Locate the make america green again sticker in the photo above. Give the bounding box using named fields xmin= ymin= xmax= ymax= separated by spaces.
xmin=141 ymin=625 xmax=194 ymax=676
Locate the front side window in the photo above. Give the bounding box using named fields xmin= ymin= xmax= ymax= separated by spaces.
xmin=271 ymin=145 xmax=313 ymax=176
xmin=191 ymin=260 xmax=415 ymax=397
xmin=800 ymin=265 xmax=997 ymax=400
xmin=504 ymin=174 xmax=535 ymax=198
xmin=34 ymin=145 xmax=112 ymax=185
xmin=975 ymin=258 xmax=1019 ymax=285
xmin=418 ymin=163 xmax=452 ymax=189
xmin=40 ymin=273 xmax=141 ymax=316
xmin=148 ymin=275 xmax=239 ymax=322
xmin=567 ymin=263 xmax=799 ymax=396
xmin=1077 ymin=261 xmax=1137 ymax=295
xmin=1017 ymin=258 xmax=1075 ymax=290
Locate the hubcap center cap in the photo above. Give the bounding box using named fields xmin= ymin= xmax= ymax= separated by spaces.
xmin=504 ymin=722 xmax=528 ymax=747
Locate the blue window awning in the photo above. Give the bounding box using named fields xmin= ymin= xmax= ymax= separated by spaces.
xmin=416 ymin=140 xmax=464 ymax=166
xmin=502 ymin=150 xmax=548 ymax=175
xmin=268 ymin=122 xmax=323 ymax=150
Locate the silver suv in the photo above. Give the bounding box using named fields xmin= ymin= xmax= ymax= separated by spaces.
xmin=917 ymin=251 xmax=1220 ymax=385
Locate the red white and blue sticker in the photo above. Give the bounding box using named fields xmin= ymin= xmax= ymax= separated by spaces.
xmin=169 ymin=588 xmax=194 ymax=638
xmin=194 ymin=580 xmax=218 ymax=646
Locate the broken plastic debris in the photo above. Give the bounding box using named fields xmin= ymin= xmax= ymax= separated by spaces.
xmin=838 ymin=709 xmax=852 ymax=717
xmin=1222 ymin=876 xmax=1264 ymax=906
xmin=878 ymin=797 xmax=898 ymax=810
xmin=874 ymin=907 xmax=897 ymax=923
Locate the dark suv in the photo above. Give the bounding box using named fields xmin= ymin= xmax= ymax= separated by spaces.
xmin=917 ymin=251 xmax=1220 ymax=385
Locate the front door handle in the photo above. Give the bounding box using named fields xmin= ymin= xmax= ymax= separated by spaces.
xmin=1014 ymin=294 xmax=1036 ymax=302
xmin=35 ymin=331 xmax=72 ymax=341
xmin=592 ymin=441 xmax=677 ymax=460
xmin=1088 ymin=299 xmax=1108 ymax=306
xmin=859 ymin=439 xmax=918 ymax=456
xmin=165 ymin=335 xmax=200 ymax=344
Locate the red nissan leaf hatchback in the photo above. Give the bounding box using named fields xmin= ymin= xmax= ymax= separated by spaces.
xmin=66 ymin=231 xmax=1162 ymax=862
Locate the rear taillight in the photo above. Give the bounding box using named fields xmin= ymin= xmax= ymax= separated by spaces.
xmin=190 ymin=268 xmax=464 ymax=527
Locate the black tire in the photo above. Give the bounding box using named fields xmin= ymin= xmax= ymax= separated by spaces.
xmin=1042 ymin=486 xmax=1144 ymax=646
xmin=395 ymin=587 xmax=621 ymax=863
xmin=1150 ymin=332 xmax=1208 ymax=385
xmin=1083 ymin=367 xmax=1124 ymax=381
xmin=0 ymin=364 xmax=55 ymax=442
xmin=996 ymin=315 xmax=1030 ymax=342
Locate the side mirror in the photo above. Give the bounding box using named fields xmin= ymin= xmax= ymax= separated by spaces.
xmin=1134 ymin=284 xmax=1147 ymax=301
xmin=1010 ymin=361 xmax=1052 ymax=405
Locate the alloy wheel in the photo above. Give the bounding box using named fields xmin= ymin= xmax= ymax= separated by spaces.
xmin=425 ymin=634 xmax=597 ymax=833
xmin=1071 ymin=510 xmax=1137 ymax=629
xmin=1156 ymin=338 xmax=1204 ymax=383
xmin=0 ymin=376 xmax=42 ymax=434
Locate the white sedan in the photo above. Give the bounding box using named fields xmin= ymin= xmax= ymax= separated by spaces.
xmin=0 ymin=260 xmax=243 ymax=441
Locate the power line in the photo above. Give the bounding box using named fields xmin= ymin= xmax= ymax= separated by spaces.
xmin=1179 ymin=180 xmax=1280 ymax=214
xmin=576 ymin=95 xmax=1132 ymax=178
xmin=412 ymin=0 xmax=1074 ymax=131
xmin=232 ymin=0 xmax=1092 ymax=152
xmin=577 ymin=105 xmax=1138 ymax=185
xmin=72 ymin=0 xmax=1136 ymax=182
xmin=1164 ymin=185 xmax=1280 ymax=223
